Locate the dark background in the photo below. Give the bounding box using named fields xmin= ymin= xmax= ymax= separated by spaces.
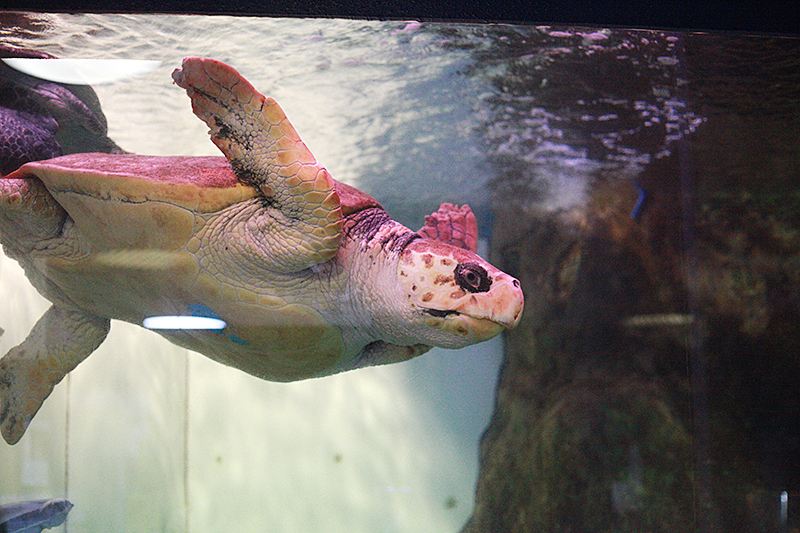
xmin=0 ymin=0 xmax=798 ymax=36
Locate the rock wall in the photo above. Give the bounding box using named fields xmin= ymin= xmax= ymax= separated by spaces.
xmin=462 ymin=32 xmax=800 ymax=532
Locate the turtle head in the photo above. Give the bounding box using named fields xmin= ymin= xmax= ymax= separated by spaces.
xmin=396 ymin=239 xmax=524 ymax=348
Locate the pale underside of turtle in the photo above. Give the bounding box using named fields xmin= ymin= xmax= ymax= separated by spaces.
xmin=0 ymin=57 xmax=524 ymax=445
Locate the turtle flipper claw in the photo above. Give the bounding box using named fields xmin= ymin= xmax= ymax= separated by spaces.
xmin=0 ymin=355 xmax=53 ymax=445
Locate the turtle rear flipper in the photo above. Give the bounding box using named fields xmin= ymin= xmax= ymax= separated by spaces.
xmin=172 ymin=57 xmax=342 ymax=273
xmin=0 ymin=175 xmax=67 ymax=252
xmin=0 ymin=306 xmax=109 ymax=444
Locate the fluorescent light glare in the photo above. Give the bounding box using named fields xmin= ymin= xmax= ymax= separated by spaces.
xmin=2 ymin=58 xmax=162 ymax=85
xmin=143 ymin=315 xmax=226 ymax=330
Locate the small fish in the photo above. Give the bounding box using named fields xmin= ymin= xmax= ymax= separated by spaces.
xmin=630 ymin=184 xmax=647 ymax=220
xmin=0 ymin=499 xmax=73 ymax=533
xmin=391 ymin=21 xmax=422 ymax=35
xmin=620 ymin=313 xmax=694 ymax=327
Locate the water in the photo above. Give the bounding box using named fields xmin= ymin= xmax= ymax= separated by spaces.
xmin=0 ymin=14 xmax=502 ymax=533
xmin=1 ymin=15 xmax=492 ymax=227
xmin=1 ymin=13 xmax=799 ymax=533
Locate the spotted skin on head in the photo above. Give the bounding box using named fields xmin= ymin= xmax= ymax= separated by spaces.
xmin=398 ymin=238 xmax=523 ymax=345
xmin=408 ymin=202 xmax=523 ymax=342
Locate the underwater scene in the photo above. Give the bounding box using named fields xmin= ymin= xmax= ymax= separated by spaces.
xmin=0 ymin=13 xmax=798 ymax=533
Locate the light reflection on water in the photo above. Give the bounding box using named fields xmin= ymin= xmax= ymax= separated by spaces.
xmin=3 ymin=14 xmax=493 ymax=227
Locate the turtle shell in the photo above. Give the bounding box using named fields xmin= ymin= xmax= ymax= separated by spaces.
xmin=2 ymin=152 xmax=385 ymax=381
xmin=9 ymin=154 xmax=256 ymax=251
xmin=7 ymin=152 xmax=382 ymax=251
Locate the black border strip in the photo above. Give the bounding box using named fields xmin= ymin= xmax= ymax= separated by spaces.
xmin=1 ymin=0 xmax=799 ymax=36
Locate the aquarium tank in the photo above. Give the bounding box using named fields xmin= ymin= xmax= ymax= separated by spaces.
xmin=0 ymin=10 xmax=798 ymax=533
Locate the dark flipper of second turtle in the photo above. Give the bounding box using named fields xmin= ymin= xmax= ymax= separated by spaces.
xmin=0 ymin=45 xmax=125 ymax=176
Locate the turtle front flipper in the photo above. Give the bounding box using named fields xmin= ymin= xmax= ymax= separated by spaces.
xmin=0 ymin=306 xmax=109 ymax=444
xmin=417 ymin=203 xmax=479 ymax=252
xmin=172 ymin=57 xmax=342 ymax=272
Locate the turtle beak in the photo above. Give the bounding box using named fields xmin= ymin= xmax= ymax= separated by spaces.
xmin=454 ymin=272 xmax=524 ymax=329
xmin=492 ymin=275 xmax=524 ymax=328
xmin=429 ymin=272 xmax=524 ymax=343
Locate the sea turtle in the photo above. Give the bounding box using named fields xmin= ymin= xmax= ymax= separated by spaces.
xmin=0 ymin=57 xmax=524 ymax=445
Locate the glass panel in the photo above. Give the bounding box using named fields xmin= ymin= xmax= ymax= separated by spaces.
xmin=1 ymin=13 xmax=798 ymax=533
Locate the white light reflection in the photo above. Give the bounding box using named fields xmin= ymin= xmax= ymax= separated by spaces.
xmin=142 ymin=316 xmax=226 ymax=330
xmin=1 ymin=58 xmax=161 ymax=85
xmin=780 ymin=490 xmax=788 ymax=529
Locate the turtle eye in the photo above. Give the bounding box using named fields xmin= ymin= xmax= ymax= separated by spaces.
xmin=454 ymin=262 xmax=492 ymax=293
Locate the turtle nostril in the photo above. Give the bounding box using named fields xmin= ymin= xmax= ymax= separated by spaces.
xmin=513 ymin=279 xmax=520 ymax=288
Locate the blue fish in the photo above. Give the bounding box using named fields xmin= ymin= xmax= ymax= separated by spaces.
xmin=630 ymin=184 xmax=647 ymax=220
xmin=0 ymin=499 xmax=73 ymax=533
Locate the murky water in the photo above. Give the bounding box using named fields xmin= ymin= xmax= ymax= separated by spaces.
xmin=1 ymin=12 xmax=799 ymax=533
